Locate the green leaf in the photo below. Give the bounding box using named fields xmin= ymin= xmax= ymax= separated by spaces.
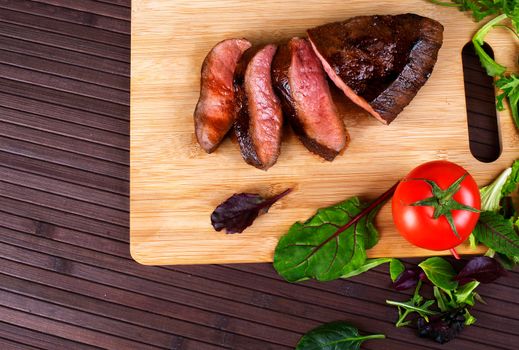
xmin=454 ymin=281 xmax=480 ymax=306
xmin=419 ymin=257 xmax=459 ymax=291
xmin=296 ymin=321 xmax=385 ymax=350
xmin=274 ymin=197 xmax=382 ymax=282
xmin=502 ymin=160 xmax=519 ymax=196
xmin=473 ymin=211 xmax=519 ymax=258
xmin=433 ymin=286 xmax=450 ymax=312
xmin=463 ymin=309 xmax=477 ymax=326
xmin=390 ymin=259 xmax=405 ymax=282
xmin=341 ymin=258 xmax=393 ymax=279
xmin=480 ymin=167 xmax=513 ymax=212
xmin=496 ymin=75 xmax=519 ymax=131
xmin=472 ymin=14 xmax=508 ymax=77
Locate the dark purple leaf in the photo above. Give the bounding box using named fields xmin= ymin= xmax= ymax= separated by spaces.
xmin=211 ymin=189 xmax=292 ymax=234
xmin=392 ymin=268 xmax=420 ymax=291
xmin=454 ymin=256 xmax=506 ymax=284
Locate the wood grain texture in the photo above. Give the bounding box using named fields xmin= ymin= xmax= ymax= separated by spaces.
xmin=130 ymin=0 xmax=519 ymax=265
xmin=1 ymin=1 xmax=518 ymax=349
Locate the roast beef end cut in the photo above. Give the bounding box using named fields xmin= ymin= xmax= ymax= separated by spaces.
xmin=308 ymin=14 xmax=443 ymax=124
xmin=234 ymin=44 xmax=283 ymax=170
xmin=273 ymin=37 xmax=348 ymax=161
xmin=194 ymin=38 xmax=252 ymax=153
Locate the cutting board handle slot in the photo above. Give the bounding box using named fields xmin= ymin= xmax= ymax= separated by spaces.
xmin=462 ymin=41 xmax=501 ymax=163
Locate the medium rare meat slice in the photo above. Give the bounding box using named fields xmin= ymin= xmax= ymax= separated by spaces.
xmin=234 ymin=44 xmax=283 ymax=170
xmin=194 ymin=38 xmax=252 ymax=153
xmin=272 ymin=37 xmax=347 ymax=161
xmin=308 ymin=14 xmax=443 ymax=125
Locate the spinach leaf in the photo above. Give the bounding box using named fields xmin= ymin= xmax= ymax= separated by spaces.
xmin=211 ymin=189 xmax=291 ymax=233
xmin=341 ymin=258 xmax=393 ymax=279
xmin=419 ymin=257 xmax=458 ymax=291
xmin=296 ymin=321 xmax=385 ymax=350
xmin=390 ymin=259 xmax=406 ymax=282
xmin=274 ymin=184 xmax=397 ymax=282
xmin=473 ymin=211 xmax=519 ymax=258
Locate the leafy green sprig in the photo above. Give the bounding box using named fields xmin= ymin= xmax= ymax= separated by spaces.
xmin=431 ymin=0 xmax=519 ymax=130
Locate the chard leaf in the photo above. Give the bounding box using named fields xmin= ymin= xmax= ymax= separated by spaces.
xmin=390 ymin=259 xmax=406 ymax=282
xmin=473 ymin=211 xmax=519 ymax=258
xmin=211 ymin=189 xmax=291 ymax=234
xmin=419 ymin=257 xmax=459 ymax=291
xmin=455 ymin=256 xmax=506 ymax=284
xmin=296 ymin=321 xmax=385 ymax=350
xmin=274 ymin=184 xmax=397 ymax=282
xmin=341 ymin=258 xmax=393 ymax=279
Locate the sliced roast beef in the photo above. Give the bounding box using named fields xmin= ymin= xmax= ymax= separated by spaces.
xmin=194 ymin=38 xmax=252 ymax=153
xmin=308 ymin=14 xmax=443 ymax=124
xmin=272 ymin=37 xmax=347 ymax=161
xmin=234 ymin=44 xmax=283 ymax=170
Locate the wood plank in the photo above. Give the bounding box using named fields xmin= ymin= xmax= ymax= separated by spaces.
xmin=0 ymin=197 xmax=128 ymax=242
xmin=0 ymin=35 xmax=129 ymax=76
xmin=0 ymin=182 xmax=128 ymax=226
xmin=0 ymin=21 xmax=129 ymax=62
xmin=0 ymin=64 xmax=128 ymax=105
xmin=32 ymin=0 xmax=131 ymax=20
xmin=0 ymin=7 xmax=129 ymax=47
xmin=0 ymin=106 xmax=128 ymax=149
xmin=0 ymin=305 xmax=161 ymax=350
xmin=0 ymin=49 xmax=128 ymax=90
xmin=0 ymin=0 xmax=129 ymax=34
xmin=0 ymin=92 xmax=129 ymax=135
xmin=0 ymin=166 xmax=128 ymax=211
xmin=0 ymin=253 xmax=292 ymax=350
xmin=0 ymin=321 xmax=100 ymax=350
xmin=0 ymin=152 xmax=129 ymax=196
xmin=0 ymin=121 xmax=128 ymax=164
xmin=0 ymin=137 xmax=129 ymax=180
xmin=0 ymin=78 xmax=128 ymax=119
xmin=130 ymin=0 xmax=518 ymax=265
xmin=0 ymin=338 xmax=42 ymax=350
xmin=0 ymin=211 xmax=130 ymax=258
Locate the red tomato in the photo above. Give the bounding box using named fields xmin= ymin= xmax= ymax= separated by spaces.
xmin=392 ymin=160 xmax=481 ymax=251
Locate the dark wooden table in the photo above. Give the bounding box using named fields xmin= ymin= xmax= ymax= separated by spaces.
xmin=0 ymin=1 xmax=517 ymax=349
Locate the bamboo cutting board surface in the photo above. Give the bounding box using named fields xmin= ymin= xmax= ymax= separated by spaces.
xmin=131 ymin=0 xmax=519 ymax=265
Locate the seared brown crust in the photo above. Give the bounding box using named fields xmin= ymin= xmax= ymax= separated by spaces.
xmin=233 ymin=48 xmax=262 ymax=168
xmin=234 ymin=45 xmax=283 ymax=170
xmin=272 ymin=38 xmax=347 ymax=161
xmin=308 ymin=14 xmax=443 ymax=124
xmin=194 ymin=39 xmax=252 ymax=153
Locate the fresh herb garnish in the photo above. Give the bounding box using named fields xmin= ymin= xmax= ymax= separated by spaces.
xmin=340 ymin=257 xmax=394 ymax=279
xmin=296 ymin=321 xmax=385 ymax=350
xmin=430 ymin=0 xmax=519 ymax=130
xmin=273 ymin=183 xmax=398 ymax=282
xmin=211 ymin=189 xmax=292 ymax=234
xmin=386 ymin=256 xmax=505 ymax=343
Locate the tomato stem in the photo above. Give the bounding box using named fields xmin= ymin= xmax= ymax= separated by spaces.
xmin=449 ymin=248 xmax=461 ymax=260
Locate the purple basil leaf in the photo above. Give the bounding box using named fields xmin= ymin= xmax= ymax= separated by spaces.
xmin=392 ymin=268 xmax=420 ymax=291
xmin=211 ymin=189 xmax=292 ymax=234
xmin=454 ymin=256 xmax=506 ymax=284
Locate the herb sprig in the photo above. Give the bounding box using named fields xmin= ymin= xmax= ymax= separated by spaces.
xmin=431 ymin=0 xmax=519 ymax=129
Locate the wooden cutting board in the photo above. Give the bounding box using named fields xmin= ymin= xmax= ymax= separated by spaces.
xmin=130 ymin=0 xmax=519 ymax=265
